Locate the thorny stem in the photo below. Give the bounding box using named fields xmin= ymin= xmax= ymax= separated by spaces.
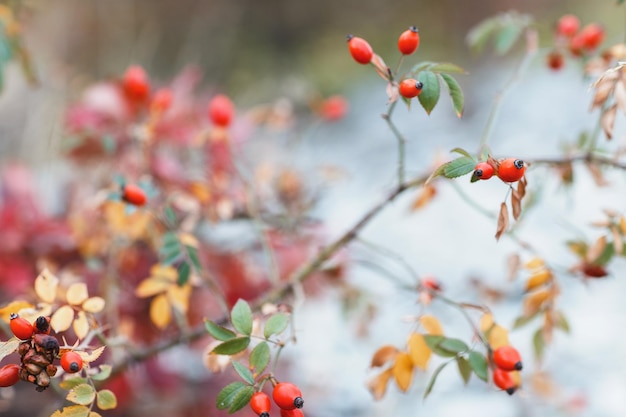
xmin=478 ymin=39 xmax=537 ymax=150
xmin=382 ymin=100 xmax=407 ymax=186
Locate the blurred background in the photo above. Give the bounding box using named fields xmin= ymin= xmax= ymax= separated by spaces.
xmin=1 ymin=0 xmax=626 ymax=416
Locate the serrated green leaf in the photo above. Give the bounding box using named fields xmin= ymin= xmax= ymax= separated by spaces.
xmin=229 ymin=385 xmax=255 ymax=413
xmin=424 ymin=361 xmax=450 ymax=399
xmin=211 ymin=337 xmax=250 ymax=355
xmin=96 ymin=389 xmax=117 ymax=410
xmin=532 ymin=328 xmax=545 ymax=362
xmin=186 ymin=245 xmax=202 ymax=271
xmin=216 ymin=382 xmax=247 ymax=410
xmin=232 ymin=361 xmax=255 ymax=384
xmin=177 ymin=261 xmax=191 ymax=286
xmin=439 ymin=73 xmax=464 ymax=118
xmin=466 ymin=17 xmax=500 ymax=53
xmin=423 ymin=335 xmax=466 ymax=357
xmin=456 ymin=356 xmax=472 ymax=385
xmin=429 ymin=62 xmax=467 ymax=74
xmin=59 ymin=377 xmax=89 ymax=390
xmin=416 ymin=70 xmax=440 ymax=115
xmin=468 ymin=351 xmax=488 ymax=382
xmin=90 ymin=365 xmax=112 ymax=382
xmin=264 ymin=313 xmax=289 ymax=338
xmin=450 ymin=147 xmax=472 ymax=158
xmin=231 ymin=299 xmax=253 ymax=336
xmin=250 ymin=341 xmax=271 ymax=374
xmin=442 ymin=156 xmax=476 ymax=179
xmin=205 ymin=320 xmax=237 ymax=341
xmin=494 ymin=25 xmax=523 ymax=55
xmin=66 ymin=383 xmax=96 ymax=406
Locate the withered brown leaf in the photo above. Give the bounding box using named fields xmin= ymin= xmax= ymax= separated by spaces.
xmin=495 ymin=202 xmax=509 ymax=241
xmin=601 ymin=103 xmax=618 ymax=140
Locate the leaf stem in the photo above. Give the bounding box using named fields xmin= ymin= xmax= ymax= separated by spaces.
xmin=382 ymin=100 xmax=407 ymax=186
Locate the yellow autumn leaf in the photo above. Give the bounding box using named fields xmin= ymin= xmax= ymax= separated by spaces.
xmin=620 ymin=216 xmax=626 ymax=235
xmin=51 ymin=305 xmax=75 ymax=333
xmin=523 ymin=289 xmax=552 ymax=317
xmin=167 ymin=283 xmax=192 ymax=313
xmin=392 ymin=352 xmax=414 ymax=392
xmin=178 ymin=232 xmax=199 ymax=248
xmin=189 ymin=181 xmax=211 ymax=204
xmin=103 ymin=201 xmax=151 ymax=240
xmin=407 ymin=332 xmax=431 ymax=370
xmin=73 ymin=311 xmax=90 ymax=339
xmin=524 ymin=269 xmax=552 ymax=292
xmin=89 ymin=412 xmax=103 ymax=417
xmin=35 ymin=268 xmax=59 ymax=303
xmin=50 ymin=405 xmax=91 ymax=417
xmin=82 ymin=297 xmax=105 ymax=313
xmin=0 ymin=300 xmax=34 ymax=322
xmin=367 ymin=368 xmax=393 ymax=401
xmin=510 ymin=370 xmax=522 ymax=388
xmin=150 ymin=294 xmax=171 ymax=329
xmin=524 ymin=257 xmax=545 ymax=271
xmin=479 ymin=313 xmax=495 ymax=333
xmin=487 ymin=324 xmax=510 ymax=349
xmin=0 ymin=338 xmax=20 ymax=363
xmin=76 ymin=346 xmax=106 ymax=364
xmin=135 ymin=278 xmax=171 ymax=298
xmin=420 ymin=314 xmax=443 ymax=335
xmin=370 ymin=345 xmax=399 ymax=368
xmin=66 ymin=283 xmax=89 ymax=306
xmin=13 ymin=304 xmax=52 ymax=324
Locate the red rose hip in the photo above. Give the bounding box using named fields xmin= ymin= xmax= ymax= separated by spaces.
xmin=208 ymin=94 xmax=235 ymax=127
xmin=398 ymin=79 xmax=423 ymax=99
xmin=273 ymin=382 xmax=303 ymax=410
xmin=10 ymin=313 xmax=33 ymax=340
xmin=61 ymin=351 xmax=83 ymax=374
xmin=346 ymin=35 xmax=373 ymax=64
xmin=497 ymin=158 xmax=525 ymax=183
xmin=398 ymin=26 xmax=420 ymax=55
xmin=493 ymin=345 xmax=523 ymax=371
xmin=492 ymin=368 xmax=518 ymax=395
xmin=250 ymin=392 xmax=271 ymax=417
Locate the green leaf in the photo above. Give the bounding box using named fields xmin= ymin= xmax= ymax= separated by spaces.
xmin=439 ymin=73 xmax=464 ymax=118
xmin=264 ymin=313 xmax=289 ymax=338
xmin=429 ymin=62 xmax=467 ymax=74
xmin=162 ymin=246 xmax=182 ymax=266
xmin=211 ymin=337 xmax=251 ymax=355
xmin=456 ymin=356 xmax=472 ymax=385
xmin=411 ymin=60 xmax=437 ymax=73
xmin=231 ymin=299 xmax=253 ymax=336
xmin=205 ymin=320 xmax=237 ymax=341
xmin=555 ymin=311 xmax=570 ymax=334
xmin=494 ymin=25 xmax=523 ymax=55
xmin=423 ymin=335 xmax=469 ymax=357
xmin=216 ymin=382 xmax=247 ymax=410
xmin=229 ymin=385 xmax=255 ymax=413
xmin=442 ymin=156 xmax=476 ymax=179
xmin=59 ymin=377 xmax=89 ymax=390
xmin=594 ymin=243 xmax=614 ymax=266
xmin=424 ymin=361 xmax=450 ymax=399
xmin=232 ymin=361 xmax=255 ymax=384
xmin=439 ymin=337 xmax=469 ymax=354
xmin=532 ymin=328 xmax=545 ymax=362
xmin=249 ymin=341 xmax=271 ymax=374
xmin=450 ymin=147 xmax=472 ymax=158
xmin=66 ymin=383 xmax=96 ymax=406
xmin=512 ymin=312 xmax=539 ymax=329
xmin=177 ymin=261 xmax=191 ymax=286
xmin=186 ymin=245 xmax=202 ymax=271
xmin=90 ymin=365 xmax=112 ymax=382
xmin=468 ymin=351 xmax=488 ymax=382
xmin=96 ymin=390 xmax=117 ymax=410
xmin=164 ymin=206 xmax=177 ymax=226
xmin=416 ymin=70 xmax=440 ymax=115
xmin=466 ymin=17 xmax=500 ymax=53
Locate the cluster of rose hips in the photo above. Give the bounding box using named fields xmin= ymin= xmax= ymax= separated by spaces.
xmin=250 ymin=382 xmax=304 ymax=417
xmin=471 ymin=158 xmax=526 ymax=183
xmin=347 ymin=27 xmax=424 ymax=99
xmin=491 ymin=345 xmax=523 ymax=395
xmin=547 ymin=14 xmax=605 ymax=71
xmin=0 ymin=314 xmax=84 ymax=391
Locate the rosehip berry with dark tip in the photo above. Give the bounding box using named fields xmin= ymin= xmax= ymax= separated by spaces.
xmin=250 ymin=392 xmax=271 ymax=417
xmin=0 ymin=364 xmax=20 ymax=387
xmin=556 ymin=14 xmax=580 ymax=38
xmin=273 ymin=382 xmax=304 ymax=410
xmin=493 ymin=345 xmax=523 ymax=371
xmin=33 ymin=316 xmax=51 ymax=335
xmin=493 ymin=368 xmax=517 ymax=395
xmin=346 ymin=35 xmax=373 ymax=64
xmin=60 ymin=351 xmax=83 ymax=374
xmin=10 ymin=313 xmax=33 ymax=340
xmin=398 ymin=26 xmax=420 ymax=55
xmin=471 ymin=162 xmax=495 ymax=182
xmin=398 ymin=79 xmax=423 ymax=98
xmin=280 ymin=409 xmax=304 ymax=417
xmin=121 ymin=183 xmax=147 ymax=207
xmin=122 ymin=65 xmax=150 ymax=102
xmin=497 ymin=158 xmax=525 ymax=183
xmin=207 ymin=94 xmax=235 ymax=127
xmin=579 ymin=23 xmax=605 ymax=50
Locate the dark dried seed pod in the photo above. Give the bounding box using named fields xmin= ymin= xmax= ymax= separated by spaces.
xmin=25 ymin=363 xmax=43 ymax=376
xmin=45 ymin=364 xmax=57 ymax=377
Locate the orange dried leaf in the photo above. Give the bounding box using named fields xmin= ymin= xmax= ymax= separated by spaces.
xmin=386 ymin=82 xmax=399 ymax=104
xmin=590 ymin=77 xmax=615 ymax=111
xmin=150 ymin=294 xmax=171 ymax=329
xmin=524 ymin=257 xmax=545 ymax=271
xmin=370 ymin=345 xmax=400 ymax=368
xmin=135 ymin=278 xmax=171 ymax=298
xmin=371 ymin=53 xmax=390 ymax=81
xmin=392 ymin=352 xmax=414 ymax=392
xmin=420 ymin=314 xmax=443 ymax=335
xmin=407 ymin=333 xmax=431 ymax=370
xmin=76 ymin=346 xmax=106 ymax=364
xmin=523 ymin=288 xmax=551 ymax=317
xmin=178 ymin=232 xmax=199 ymax=248
xmin=525 ymin=269 xmax=552 ymax=292
xmin=0 ymin=300 xmax=34 ymax=322
xmin=612 ymin=226 xmax=623 ymax=254
xmin=167 ymin=283 xmax=192 ymax=313
xmin=51 ymin=305 xmax=75 ymax=333
xmin=73 ymin=310 xmax=90 ymax=339
xmin=82 ymin=297 xmax=105 ymax=314
xmin=35 ymin=269 xmax=59 ymax=303
xmin=585 ymin=162 xmax=608 ymax=187
xmin=488 ymin=324 xmax=510 ymax=349
xmin=367 ymin=368 xmax=393 ymax=401
xmin=511 ymin=191 xmax=522 ymax=220
xmin=495 ymin=202 xmax=509 ymax=241
xmin=620 ymin=217 xmax=626 ymax=235
xmin=586 ymin=235 xmax=607 ymax=263
xmin=411 ymin=184 xmax=437 ymax=211
xmin=66 ymin=283 xmax=89 ymax=306
xmin=601 ymin=103 xmax=617 ymax=140
xmin=479 ymin=313 xmax=494 ymax=333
